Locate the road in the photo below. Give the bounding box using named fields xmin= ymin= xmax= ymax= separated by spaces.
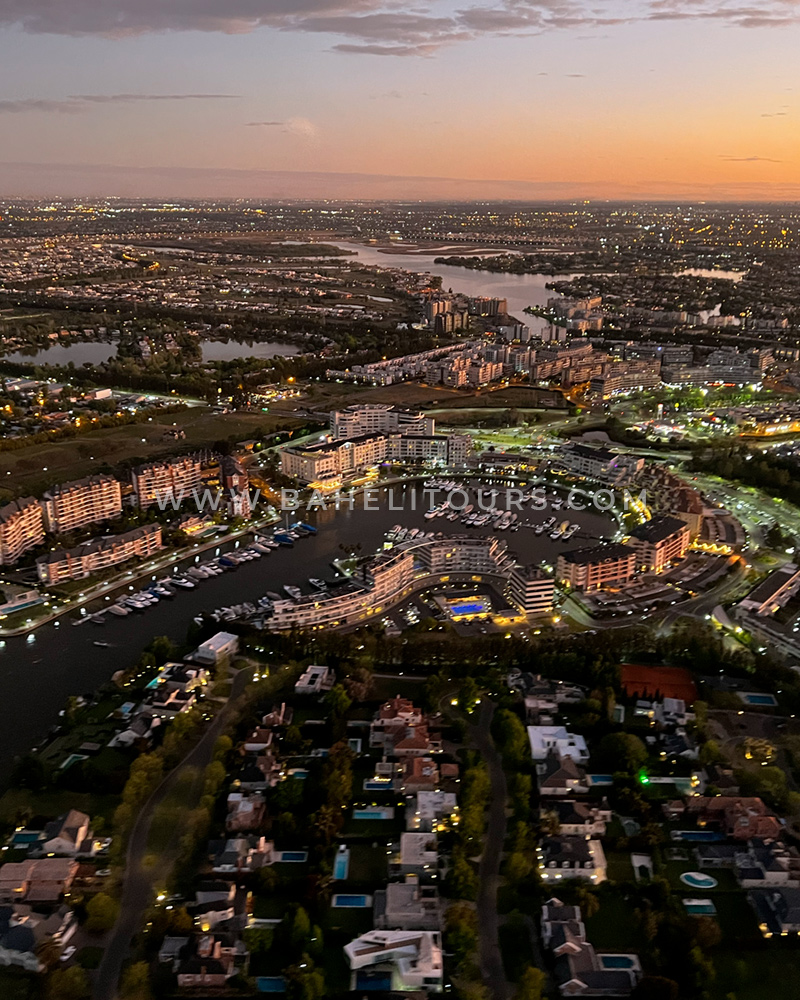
xmin=469 ymin=699 xmax=511 ymax=1000
xmin=93 ymin=664 xmax=252 ymax=1000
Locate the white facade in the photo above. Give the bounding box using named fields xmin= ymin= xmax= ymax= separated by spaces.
xmin=528 ymin=726 xmax=589 ymax=763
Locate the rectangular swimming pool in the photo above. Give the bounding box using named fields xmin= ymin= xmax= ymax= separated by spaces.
xmin=277 ymin=851 xmax=308 ymax=862
xmin=684 ymin=900 xmax=717 ymax=915
xmin=599 ymin=955 xmax=639 ymax=970
xmin=353 ymin=807 xmax=395 ymax=820
xmin=333 ymin=848 xmax=350 ymax=880
xmin=672 ymin=831 xmax=725 ymax=842
xmin=332 ymin=894 xmax=372 ymax=908
xmin=740 ymin=693 xmax=778 ymax=706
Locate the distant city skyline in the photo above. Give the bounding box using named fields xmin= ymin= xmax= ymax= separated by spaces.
xmin=0 ymin=0 xmax=798 ymax=199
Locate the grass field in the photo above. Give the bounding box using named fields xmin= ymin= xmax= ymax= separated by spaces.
xmin=0 ymin=407 xmax=304 ymax=498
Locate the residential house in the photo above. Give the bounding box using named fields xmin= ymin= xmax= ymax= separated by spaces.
xmin=373 ymin=878 xmax=441 ymax=931
xmin=537 ymin=751 xmax=590 ymax=797
xmin=396 ymin=833 xmax=438 ymax=876
xmin=344 ymin=930 xmax=443 ymax=992
xmin=538 ymin=837 xmax=607 ymax=884
xmin=209 ymin=837 xmax=272 ymax=875
xmin=750 ymin=887 xmax=800 ymax=937
xmin=406 ymin=791 xmax=459 ymax=833
xmin=542 ymin=801 xmax=611 ymax=838
xmin=294 ymin=664 xmax=335 ymax=695
xmin=225 ymin=793 xmax=266 ymax=833
xmin=528 ymin=727 xmax=589 ymax=764
xmin=41 ymin=811 xmax=93 ymax=857
xmin=686 ymin=797 xmax=782 ymax=842
xmin=0 ymin=859 xmax=78 ymax=902
xmin=176 ymin=931 xmax=249 ymax=988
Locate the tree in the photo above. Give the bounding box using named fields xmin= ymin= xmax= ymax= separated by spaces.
xmin=514 ymin=967 xmax=545 ymax=1000
xmin=283 ymin=960 xmax=325 ymax=1000
xmin=120 ymin=962 xmax=152 ymax=1000
xmin=86 ymin=892 xmax=120 ymax=933
xmin=445 ymin=848 xmax=479 ymax=900
xmin=47 ymin=967 xmax=91 ymax=1000
xmin=595 ymin=732 xmax=648 ymax=775
xmin=632 ymin=977 xmax=678 ymax=1000
xmin=445 ymin=902 xmax=479 ymax=972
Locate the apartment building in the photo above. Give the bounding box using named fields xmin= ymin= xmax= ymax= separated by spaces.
xmin=41 ymin=474 xmax=122 ymax=534
xmin=628 ymin=515 xmax=690 ymax=572
xmin=132 ymin=453 xmax=210 ymax=508
xmin=280 ymin=432 xmax=470 ymax=485
xmin=508 ymin=564 xmax=555 ymax=615
xmin=590 ymin=360 xmax=662 ymax=398
xmin=0 ymin=498 xmax=44 ymax=566
xmin=556 ymin=544 xmax=637 ymax=592
xmin=36 ymin=524 xmax=163 ymax=584
xmin=331 ymin=405 xmax=435 ymax=439
xmin=560 ymin=444 xmax=644 ymax=485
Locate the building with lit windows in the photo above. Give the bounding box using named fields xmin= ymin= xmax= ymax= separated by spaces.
xmin=132 ymin=453 xmax=211 ymax=508
xmin=0 ymin=498 xmax=44 ymax=566
xmin=36 ymin=524 xmax=163 ymax=584
xmin=556 ymin=544 xmax=636 ymax=592
xmin=41 ymin=474 xmax=122 ymax=534
xmin=628 ymin=516 xmax=690 ymax=572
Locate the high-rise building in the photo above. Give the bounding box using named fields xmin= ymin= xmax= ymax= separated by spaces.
xmin=508 ymin=565 xmax=555 ymax=615
xmin=41 ymin=474 xmax=122 ymax=534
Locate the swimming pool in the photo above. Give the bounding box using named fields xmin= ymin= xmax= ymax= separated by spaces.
xmin=333 ymin=848 xmax=350 ymax=880
xmin=353 ymin=807 xmax=395 ymax=820
xmin=364 ymin=779 xmax=394 ymax=791
xmin=680 ymin=872 xmax=718 ymax=889
xmin=332 ymin=894 xmax=372 ymax=908
xmin=256 ymin=977 xmax=286 ymax=993
xmin=588 ymin=774 xmax=614 ymax=786
xmin=599 ymin=955 xmax=638 ymax=970
xmin=684 ymin=899 xmax=717 ymax=915
xmin=740 ymin=693 xmax=778 ymax=706
xmin=356 ymin=972 xmax=393 ymax=991
xmin=277 ymin=851 xmax=308 ymax=863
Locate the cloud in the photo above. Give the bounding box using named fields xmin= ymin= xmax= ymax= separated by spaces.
xmin=720 ymin=155 xmax=783 ymax=162
xmin=760 ymin=111 xmax=787 ymax=117
xmin=1 ymin=0 xmax=799 ymax=54
xmin=246 ymin=117 xmax=319 ymax=138
xmin=0 ymin=93 xmax=239 ymax=114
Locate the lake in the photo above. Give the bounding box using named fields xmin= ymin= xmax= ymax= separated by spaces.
xmin=1 ymin=339 xmax=300 ymax=366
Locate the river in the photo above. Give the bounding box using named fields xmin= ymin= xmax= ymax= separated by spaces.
xmin=325 ymin=241 xmax=577 ymax=330
xmin=0 ymin=482 xmax=614 ymax=778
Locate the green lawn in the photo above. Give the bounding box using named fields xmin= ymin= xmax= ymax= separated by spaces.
xmin=0 ymin=787 xmax=120 ymax=828
xmin=583 ymin=889 xmax=642 ymax=952
xmin=499 ymin=914 xmax=536 ymax=983
xmin=0 ymin=968 xmax=38 ymax=999
xmin=711 ymin=946 xmax=800 ymax=1000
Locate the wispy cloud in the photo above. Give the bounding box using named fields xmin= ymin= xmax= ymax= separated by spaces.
xmin=247 ymin=117 xmax=319 ymax=138
xmin=0 ymin=93 xmax=239 ymax=114
xmin=720 ymin=154 xmax=783 ymax=162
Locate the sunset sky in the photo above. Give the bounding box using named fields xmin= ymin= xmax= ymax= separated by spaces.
xmin=0 ymin=0 xmax=798 ymax=199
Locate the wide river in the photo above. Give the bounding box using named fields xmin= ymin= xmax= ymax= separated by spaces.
xmin=0 ymin=483 xmax=614 ymax=778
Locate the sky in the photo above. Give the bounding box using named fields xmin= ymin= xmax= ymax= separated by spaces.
xmin=0 ymin=0 xmax=798 ymax=200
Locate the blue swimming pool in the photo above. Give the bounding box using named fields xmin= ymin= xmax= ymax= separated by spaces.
xmin=364 ymin=779 xmax=393 ymax=791
xmin=353 ymin=807 xmax=394 ymax=820
xmin=256 ymin=977 xmax=286 ymax=993
xmin=680 ymin=872 xmax=718 ymax=889
xmin=11 ymin=832 xmax=41 ymax=845
xmin=332 ymin=894 xmax=371 ymax=907
xmin=684 ymin=900 xmax=717 ymax=915
xmin=740 ymin=693 xmax=778 ymax=706
xmin=356 ymin=972 xmax=393 ymax=991
xmin=278 ymin=851 xmax=308 ymax=862
xmin=333 ymin=848 xmax=350 ymax=880
xmin=673 ymin=831 xmax=725 ymax=842
xmin=600 ymin=956 xmax=637 ymax=969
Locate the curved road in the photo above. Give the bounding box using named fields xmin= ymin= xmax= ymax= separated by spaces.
xmin=93 ymin=665 xmax=252 ymax=1000
xmin=470 ymin=699 xmax=510 ymax=1000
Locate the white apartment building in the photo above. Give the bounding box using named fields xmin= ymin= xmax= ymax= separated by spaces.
xmin=132 ymin=453 xmax=209 ymax=508
xmin=41 ymin=474 xmax=122 ymax=534
xmin=0 ymin=498 xmax=45 ymax=566
xmin=331 ymin=405 xmax=435 ymax=439
xmin=508 ymin=564 xmax=555 ymax=615
xmin=556 ymin=544 xmax=637 ymax=592
xmin=280 ymin=432 xmax=470 ymax=485
xmin=560 ymin=444 xmax=644 ymax=484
